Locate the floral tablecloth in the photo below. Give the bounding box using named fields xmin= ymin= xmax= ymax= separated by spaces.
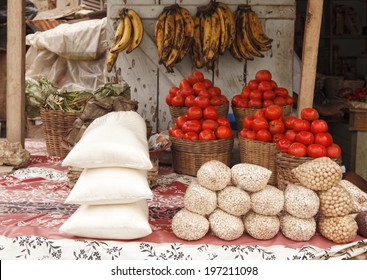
xmin=0 ymin=139 xmax=367 ymax=260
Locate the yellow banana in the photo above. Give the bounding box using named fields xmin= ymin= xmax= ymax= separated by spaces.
xmin=110 ymin=18 xmax=124 ymax=50
xmin=110 ymin=14 xmax=132 ymax=53
xmin=217 ymin=2 xmax=235 ymax=48
xmin=229 ymin=40 xmax=243 ymax=62
xmin=246 ymin=9 xmax=273 ymax=46
xmin=208 ymin=10 xmax=221 ymax=62
xmin=215 ymin=4 xmax=228 ymax=55
xmin=106 ymin=52 xmax=118 ymax=73
xmin=192 ymin=15 xmax=204 ymax=69
xmin=239 ymin=10 xmax=264 ymax=58
xmin=165 ymin=9 xmax=185 ymax=68
xmin=177 ymin=7 xmax=194 ymax=62
xmin=159 ymin=10 xmax=175 ymax=65
xmin=235 ymin=10 xmax=254 ymax=60
xmin=126 ymin=9 xmax=144 ymax=54
xmin=154 ymin=10 xmax=167 ymax=59
xmin=202 ymin=14 xmax=212 ymax=65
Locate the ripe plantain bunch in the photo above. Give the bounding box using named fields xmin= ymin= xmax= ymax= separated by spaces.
xmin=154 ymin=4 xmax=195 ymax=73
xmin=192 ymin=1 xmax=235 ymax=70
xmin=106 ymin=8 xmax=144 ymax=73
xmin=230 ymin=5 xmax=273 ymax=61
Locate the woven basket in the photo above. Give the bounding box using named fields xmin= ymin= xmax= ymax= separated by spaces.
xmin=170 ymin=137 xmax=234 ymax=176
xmin=275 ymin=152 xmax=342 ymax=190
xmin=169 ymin=102 xmax=229 ymax=123
xmin=238 ymin=136 xmax=277 ymax=185
xmin=232 ymin=104 xmax=292 ymax=131
xmin=40 ymin=108 xmax=81 ymax=157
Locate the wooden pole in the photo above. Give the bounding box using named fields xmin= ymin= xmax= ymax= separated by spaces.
xmin=297 ymin=0 xmax=324 ymax=117
xmin=6 ymin=0 xmax=25 ymax=145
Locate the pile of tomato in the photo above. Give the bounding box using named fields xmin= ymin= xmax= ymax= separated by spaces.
xmin=168 ymin=106 xmax=234 ymax=140
xmin=165 ymin=71 xmax=229 ymax=108
xmin=239 ymin=105 xmax=342 ymax=159
xmin=232 ymin=69 xmax=294 ymax=109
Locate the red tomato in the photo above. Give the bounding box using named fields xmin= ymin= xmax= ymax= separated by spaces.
xmin=183 ymin=131 xmax=199 ymax=140
xmin=285 ymin=95 xmax=294 ymax=105
xmin=314 ymin=132 xmax=333 ymax=147
xmin=307 ymin=143 xmax=327 ymax=158
xmin=193 ymin=82 xmax=207 ymax=95
xmin=252 ymin=116 xmax=269 ymax=132
xmin=216 ymin=125 xmax=233 ymax=139
xmin=263 ymin=90 xmax=276 ymax=100
xmin=273 ymin=96 xmax=287 ymax=107
xmin=327 ymin=143 xmax=342 ymax=158
xmin=241 ymin=87 xmax=251 ymax=99
xmin=171 ymin=128 xmax=184 ymax=138
xmin=175 ymin=116 xmax=187 ymax=128
xmin=272 ymin=133 xmax=285 ymax=143
xmin=182 ymin=120 xmax=201 ymax=134
xmin=184 ymin=95 xmax=196 ymax=107
xmin=236 ymin=98 xmax=249 ymax=108
xmin=301 ymin=108 xmax=319 ymax=122
xmin=248 ymin=98 xmax=262 ymax=108
xmin=254 ymin=108 xmax=265 ymax=119
xmin=217 ymin=116 xmax=230 ymax=127
xmin=284 ymin=115 xmax=298 ymax=129
xmin=284 ymin=129 xmax=297 ymax=142
xmin=203 ymin=79 xmax=212 ymax=89
xmin=310 ymin=119 xmax=328 ymax=134
xmin=269 ymin=119 xmax=285 ymax=135
xmin=258 ymin=81 xmax=273 ymax=92
xmin=199 ymin=129 xmax=216 ymax=140
xmin=256 ymin=129 xmax=272 ymax=142
xmin=166 ymin=95 xmax=173 ymax=105
xmin=203 ymin=106 xmax=219 ymax=120
xmin=240 ymin=129 xmax=256 ymax=140
xmin=169 ymin=86 xmax=179 ymax=95
xmin=187 ymin=73 xmax=196 ymax=86
xmin=208 ymin=87 xmax=221 ymax=96
xmin=265 ymin=105 xmax=283 ymax=121
xmin=263 ymin=99 xmax=274 ymax=108
xmin=210 ymin=96 xmax=222 ymax=106
xmin=181 ymin=87 xmax=195 ymax=97
xmin=193 ymin=71 xmax=204 ymax=82
xmin=231 ymin=95 xmax=243 ymax=107
xmin=295 ymin=131 xmax=315 ymax=146
xmin=276 ymin=138 xmax=292 ymax=152
xmin=168 ymin=125 xmax=178 ymax=135
xmin=180 ymin=79 xmax=191 ymax=90
xmin=186 ymin=106 xmax=203 ymax=120
xmin=292 ymin=119 xmax=310 ymax=132
xmin=248 ymin=79 xmax=259 ymax=90
xmin=202 ymin=119 xmax=219 ymax=131
xmin=270 ymin=80 xmax=278 ymax=89
xmin=218 ymin=95 xmax=228 ymax=104
xmin=249 ymin=89 xmax=263 ymax=100
xmin=255 ymin=69 xmax=272 ymax=81
xmin=275 ymin=87 xmax=289 ymax=97
xmin=243 ymin=115 xmax=254 ymax=129
xmin=198 ymin=89 xmax=211 ymax=98
xmin=288 ymin=142 xmax=307 ymax=157
xmin=194 ymin=96 xmax=210 ymax=109
xmin=171 ymin=95 xmax=185 ymax=107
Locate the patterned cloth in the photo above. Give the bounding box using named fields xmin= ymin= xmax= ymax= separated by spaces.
xmin=0 ymin=139 xmax=366 ymax=260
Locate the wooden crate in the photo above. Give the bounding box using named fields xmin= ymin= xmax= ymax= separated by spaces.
xmin=349 ymin=108 xmax=367 ymax=131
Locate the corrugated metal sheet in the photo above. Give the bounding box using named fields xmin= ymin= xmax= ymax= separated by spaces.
xmin=81 ymin=0 xmax=105 ymax=11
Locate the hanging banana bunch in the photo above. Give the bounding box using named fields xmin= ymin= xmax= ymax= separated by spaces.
xmin=106 ymin=8 xmax=144 ymax=73
xmin=154 ymin=4 xmax=195 ymax=73
xmin=191 ymin=0 xmax=236 ymax=70
xmin=231 ymin=4 xmax=273 ymax=61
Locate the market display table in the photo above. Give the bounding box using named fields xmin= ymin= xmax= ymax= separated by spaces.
xmin=0 ymin=139 xmax=367 ymax=260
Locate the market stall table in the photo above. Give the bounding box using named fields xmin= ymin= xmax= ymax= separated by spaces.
xmin=0 ymin=139 xmax=366 ymax=260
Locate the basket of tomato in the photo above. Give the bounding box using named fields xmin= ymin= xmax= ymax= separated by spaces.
xmin=274 ymin=108 xmax=342 ymax=190
xmin=238 ymin=105 xmax=286 ymax=185
xmin=231 ymin=69 xmax=293 ymax=131
xmin=166 ymin=71 xmax=229 ymax=123
xmin=168 ymin=106 xmax=234 ymax=176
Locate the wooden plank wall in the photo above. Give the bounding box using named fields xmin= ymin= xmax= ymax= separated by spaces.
xmin=106 ymin=0 xmax=296 ymax=132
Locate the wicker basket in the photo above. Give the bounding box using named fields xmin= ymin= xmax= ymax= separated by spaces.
xmin=40 ymin=108 xmax=81 ymax=157
xmin=169 ymin=102 xmax=229 ymax=123
xmin=238 ymin=136 xmax=277 ymax=185
xmin=170 ymin=137 xmax=234 ymax=176
xmin=275 ymin=152 xmax=342 ymax=190
xmin=232 ymin=104 xmax=292 ymax=131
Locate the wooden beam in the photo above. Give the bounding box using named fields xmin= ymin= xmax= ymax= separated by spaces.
xmin=297 ymin=0 xmax=324 ymax=117
xmin=6 ymin=0 xmax=25 ymax=146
